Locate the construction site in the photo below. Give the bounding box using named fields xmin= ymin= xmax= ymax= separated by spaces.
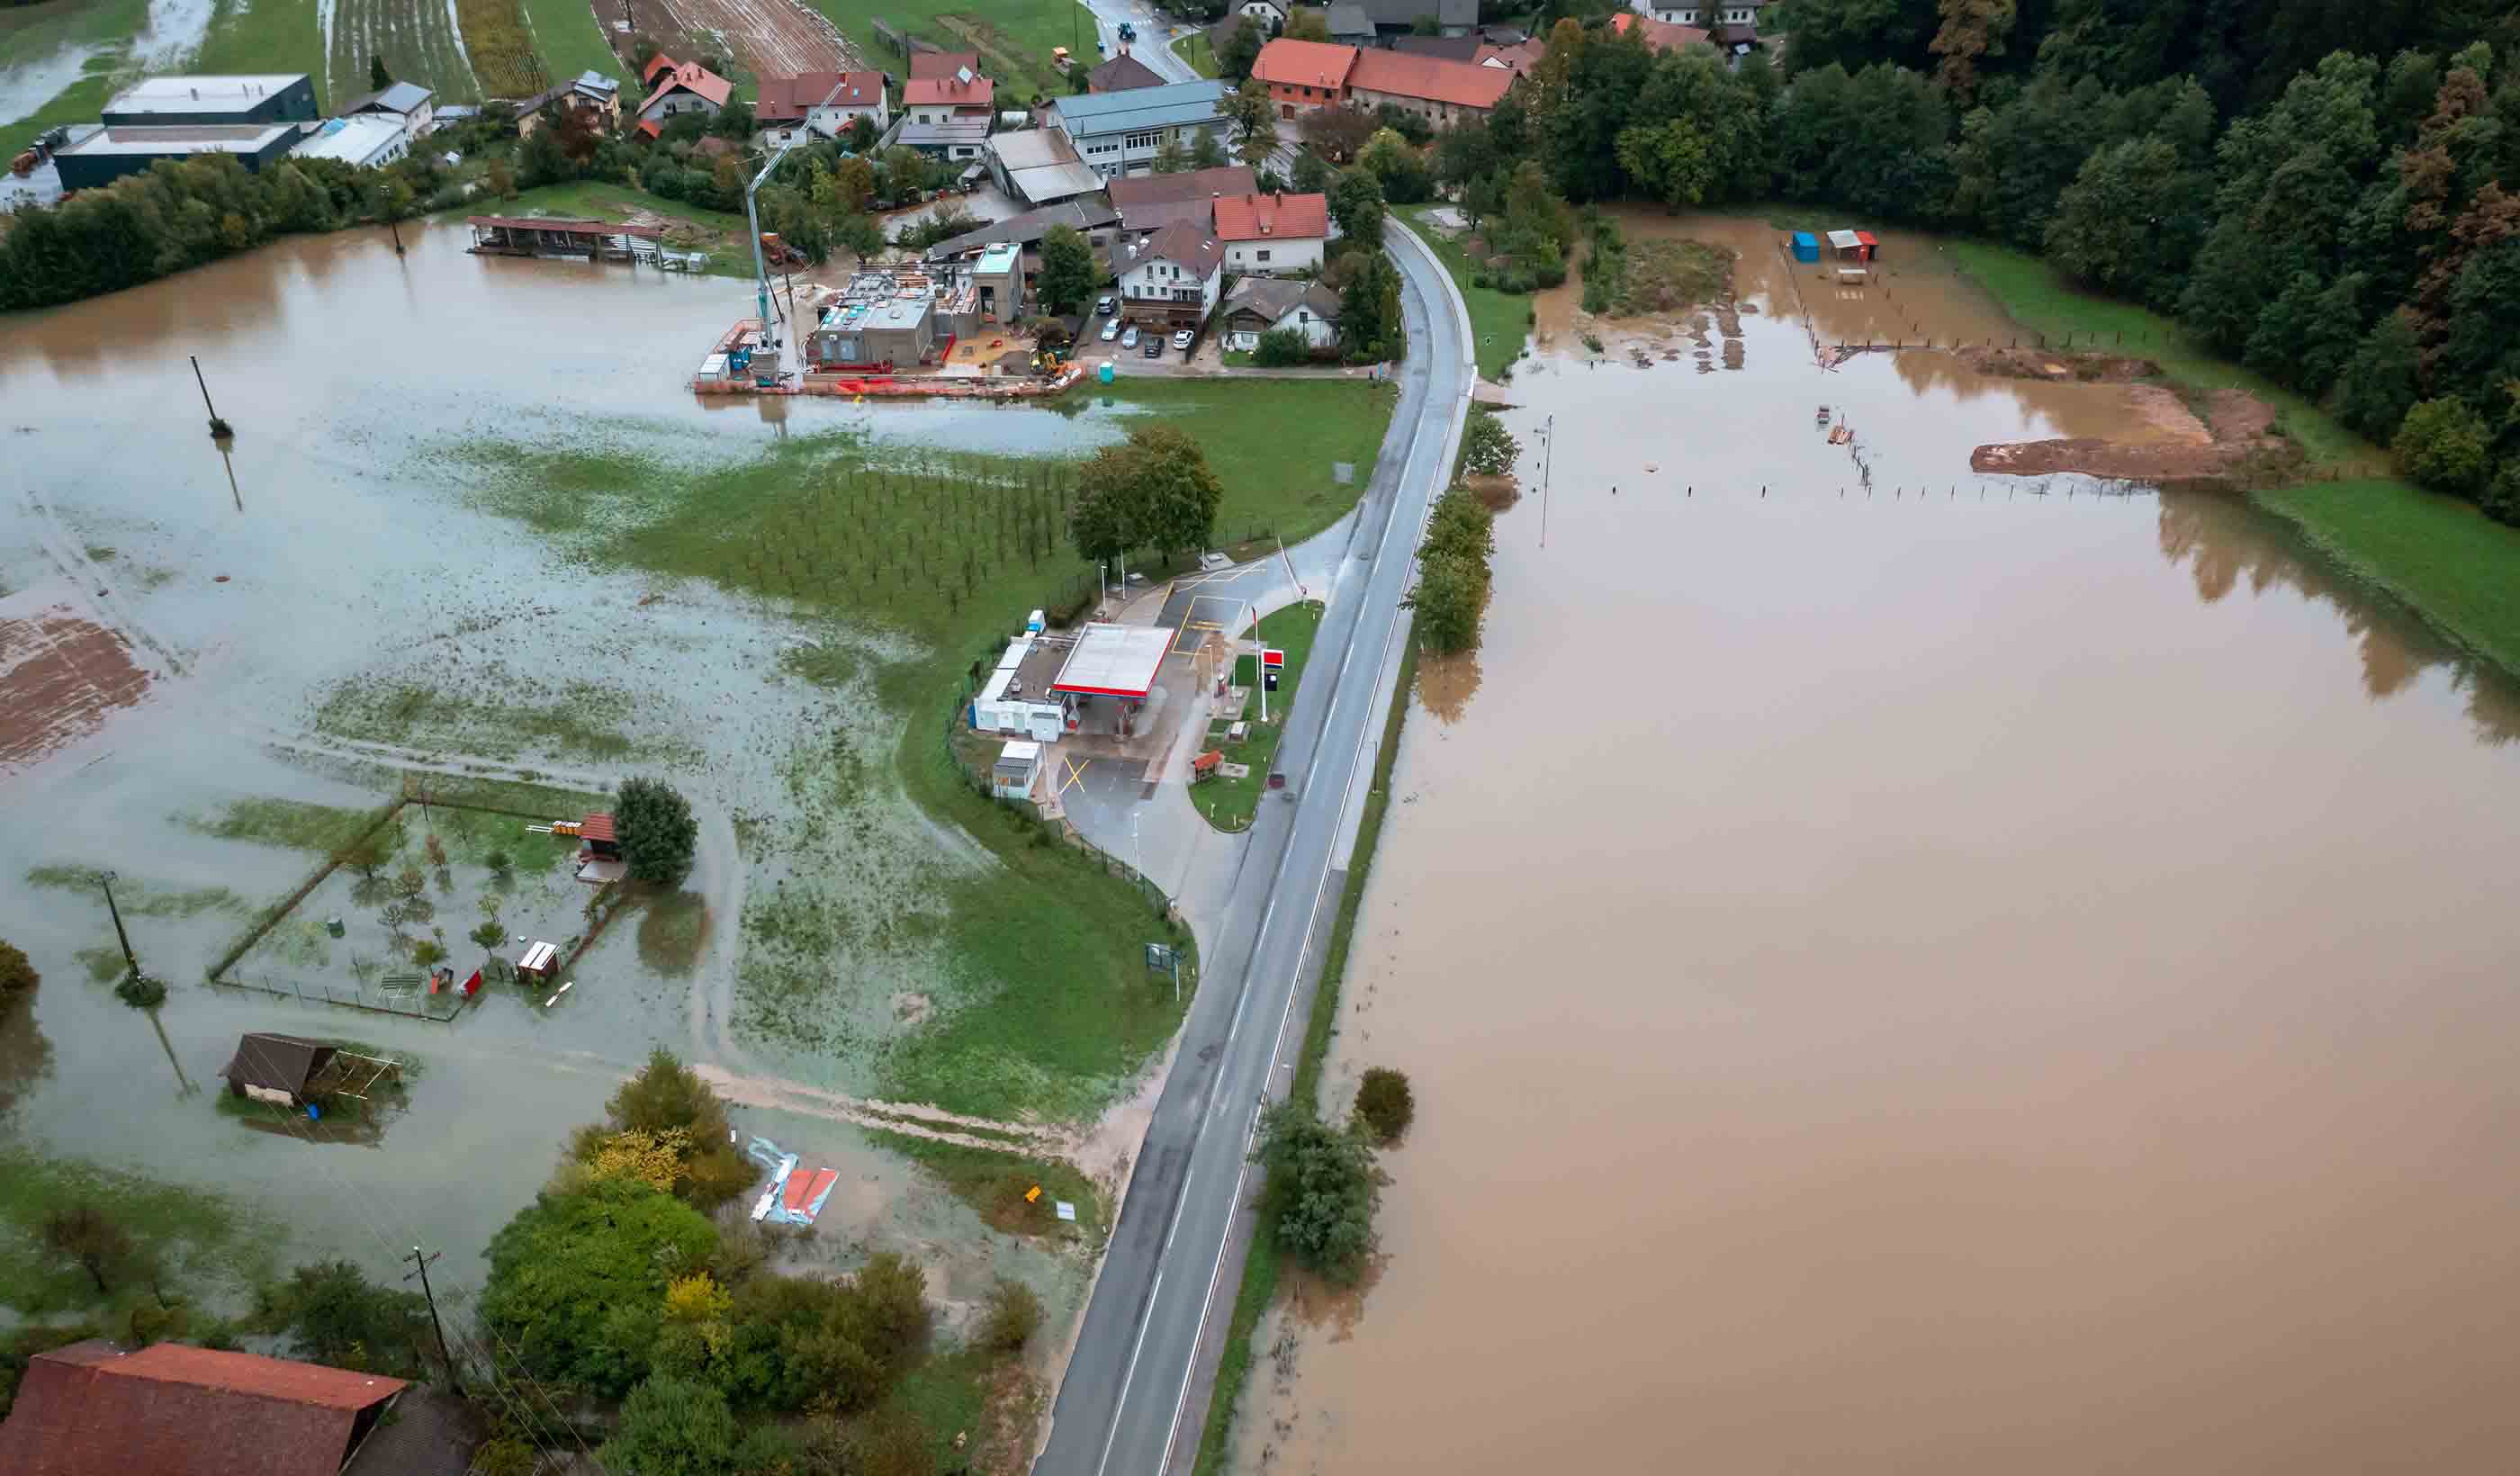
xmin=693 ymin=260 xmax=1087 ymax=399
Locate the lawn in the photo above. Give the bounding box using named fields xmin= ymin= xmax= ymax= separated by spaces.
xmin=1194 ymin=600 xmax=1323 ymax=832
xmin=0 ymin=0 xmax=148 ymax=158
xmin=518 ymin=0 xmax=622 ymax=90
xmin=1945 ymin=238 xmax=2520 ymax=678
xmin=810 ymin=0 xmax=1098 ymax=100
xmin=1397 ymin=202 xmax=1531 ymax=382
xmin=1171 ymin=31 xmax=1218 ymax=77
xmin=1094 ymin=377 xmax=1397 ymax=546
xmin=188 ymin=0 xmax=325 ymax=102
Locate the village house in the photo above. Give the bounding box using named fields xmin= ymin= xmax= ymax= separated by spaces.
xmin=1607 ymin=13 xmax=1709 ymax=54
xmin=1088 ymin=51 xmax=1166 ymax=93
xmin=1345 ymin=47 xmax=1515 ymax=127
xmin=1214 ymin=190 xmax=1328 ymax=274
xmin=754 ymin=69 xmax=888 ymax=144
xmin=904 ymin=63 xmax=994 ymax=126
xmin=1327 ymin=0 xmax=1475 ymax=48
xmin=1252 ymin=37 xmax=1358 ymax=117
xmin=636 ymin=54 xmax=733 ymax=133
xmin=512 ymin=70 xmax=623 ymax=137
xmin=1115 ymin=217 xmax=1222 ymax=327
xmin=1236 ymin=0 xmax=1291 ymax=30
xmin=1104 ymin=163 xmax=1256 ymax=232
xmin=909 ymin=50 xmax=983 ymax=82
xmin=336 ymin=79 xmax=435 ymax=140
xmin=1219 ymin=275 xmax=1341 ymax=351
xmin=896 ymin=58 xmax=994 ymax=161
xmin=1045 ymin=80 xmax=1229 ymax=180
xmin=1630 ymin=0 xmax=1769 ymax=56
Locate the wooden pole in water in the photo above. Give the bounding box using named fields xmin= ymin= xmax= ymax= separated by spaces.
xmin=191 ymin=355 xmax=232 ymax=437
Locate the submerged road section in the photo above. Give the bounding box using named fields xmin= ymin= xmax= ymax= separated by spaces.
xmin=1036 ymin=225 xmax=1473 ymax=1475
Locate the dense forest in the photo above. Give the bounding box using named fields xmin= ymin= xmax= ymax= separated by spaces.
xmin=1424 ymin=0 xmax=2520 ymax=521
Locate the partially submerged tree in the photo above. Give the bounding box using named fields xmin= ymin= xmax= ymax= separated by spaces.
xmin=980 ymin=1277 xmax=1044 ymax=1354
xmin=616 ymin=777 xmax=698 ymax=886
xmin=0 ymin=940 xmax=35 ymax=996
xmin=1354 ymin=1066 xmax=1415 ymax=1144
xmin=43 ymin=1202 xmax=135 ymax=1295
xmin=1255 ymin=1102 xmax=1380 ymax=1283
xmin=570 ymin=1048 xmax=752 ymax=1210
xmin=253 ymin=1261 xmax=436 ymax=1379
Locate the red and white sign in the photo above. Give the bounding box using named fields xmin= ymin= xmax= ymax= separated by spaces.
xmin=1263 ymin=648 xmax=1285 ymax=669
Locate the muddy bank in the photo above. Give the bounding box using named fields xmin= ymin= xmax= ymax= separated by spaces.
xmin=1950 ymin=346 xmax=2160 ymax=382
xmin=1974 ymin=388 xmax=2289 ymax=484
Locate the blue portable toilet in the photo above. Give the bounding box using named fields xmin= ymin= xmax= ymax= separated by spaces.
xmin=1098 ymin=362 xmax=1115 ymax=384
xmin=1791 ymin=231 xmax=1820 ymax=263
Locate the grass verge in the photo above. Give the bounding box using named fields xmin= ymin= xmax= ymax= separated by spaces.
xmin=1944 ymin=238 xmax=2520 ymax=677
xmin=1189 ymin=630 xmax=1418 ymax=1476
xmin=1397 ymin=202 xmax=1529 ymax=381
xmin=864 ymin=1130 xmax=1103 ymax=1244
xmin=1195 ymin=600 xmax=1324 ymax=832
xmin=1171 ymin=32 xmax=1218 ymax=76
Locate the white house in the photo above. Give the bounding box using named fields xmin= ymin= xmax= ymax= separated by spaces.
xmin=1632 ymin=0 xmax=1761 ymax=26
xmin=339 ymin=80 xmax=435 ymax=141
xmin=1236 ymin=0 xmax=1288 ymax=28
xmin=1115 ymin=217 xmax=1222 ymax=326
xmin=755 ymin=70 xmax=887 ymax=144
xmin=637 ymin=55 xmax=733 ymax=131
xmin=1213 ymin=190 xmax=1327 ymax=275
xmin=290 ymin=113 xmax=410 ymax=168
xmin=1219 ymin=276 xmax=1339 ymax=352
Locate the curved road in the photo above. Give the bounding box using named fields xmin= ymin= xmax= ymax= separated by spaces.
xmin=1036 ymin=225 xmax=1472 ymax=1475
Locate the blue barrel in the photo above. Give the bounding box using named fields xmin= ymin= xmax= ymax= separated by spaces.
xmin=1791 ymin=231 xmax=1820 ymax=262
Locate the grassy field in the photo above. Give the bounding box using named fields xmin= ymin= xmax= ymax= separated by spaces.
xmin=518 ymin=0 xmax=620 ymax=90
xmin=864 ymin=1130 xmax=1103 ymax=1243
xmin=0 ymin=0 xmax=148 ymax=157
xmin=1170 ymin=31 xmax=1217 ymax=76
xmin=188 ymin=0 xmax=325 ymax=100
xmin=1190 ymin=630 xmax=1418 ymax=1476
xmin=0 ymin=1148 xmax=276 ymax=1324
xmin=812 ymin=0 xmax=1097 ymax=100
xmin=1196 ymin=600 xmax=1323 ymax=831
xmin=1945 ymin=239 xmax=2520 ymax=676
xmin=1096 ymin=377 xmax=1397 ymax=545
xmin=1398 ymin=202 xmax=1531 ymax=382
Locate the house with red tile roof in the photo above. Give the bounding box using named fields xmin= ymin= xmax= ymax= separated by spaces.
xmin=755 ymin=69 xmax=889 ymax=143
xmin=636 ymin=54 xmax=734 ymax=130
xmin=1213 ymin=191 xmax=1328 ymax=274
xmin=903 ymin=64 xmax=994 ymax=123
xmin=909 ymin=50 xmax=983 ymax=81
xmin=1252 ymin=38 xmax=1359 ymax=117
xmin=1116 ymin=217 xmax=1224 ymax=327
xmin=0 ymin=1339 xmax=425 ymax=1476
xmin=1344 ymin=46 xmax=1515 ymax=127
xmin=1607 ymin=12 xmax=1709 ymax=53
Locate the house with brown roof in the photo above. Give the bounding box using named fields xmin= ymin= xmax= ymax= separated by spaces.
xmin=1344 ymin=46 xmax=1514 ymax=128
xmin=1115 ymin=217 xmax=1223 ymax=327
xmin=1214 ymin=190 xmax=1328 ymax=274
xmin=755 ymin=69 xmax=888 ymax=144
xmin=1088 ymin=51 xmax=1166 ymax=93
xmin=1104 ymin=164 xmax=1256 ymax=231
xmin=635 ymin=54 xmax=733 ymax=132
xmin=1220 ymin=274 xmax=1341 ymax=351
xmin=1252 ymin=37 xmax=1358 ymax=117
xmin=0 ymin=1339 xmax=427 ymax=1476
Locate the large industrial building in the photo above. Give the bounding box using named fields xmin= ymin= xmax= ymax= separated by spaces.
xmin=100 ymin=74 xmax=320 ymax=128
xmin=50 ymin=73 xmax=319 ymax=190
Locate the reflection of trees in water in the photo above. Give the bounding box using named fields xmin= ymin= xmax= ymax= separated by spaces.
xmin=0 ymin=991 xmax=56 ymax=1118
xmin=1414 ymin=651 xmax=1482 ymax=724
xmin=2156 ymin=490 xmax=2520 ymax=744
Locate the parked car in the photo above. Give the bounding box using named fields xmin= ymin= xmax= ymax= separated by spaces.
xmin=1121 ymin=325 xmax=1139 ymax=348
xmin=1170 ymin=329 xmax=1194 ymax=352
xmin=1096 ymin=295 xmax=1117 ymax=315
xmin=1102 ymin=317 xmax=1121 ymax=342
xmin=1142 ymin=337 xmax=1163 ymax=358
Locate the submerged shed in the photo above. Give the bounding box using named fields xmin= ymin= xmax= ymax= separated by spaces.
xmin=222 ymin=1033 xmax=338 ymax=1106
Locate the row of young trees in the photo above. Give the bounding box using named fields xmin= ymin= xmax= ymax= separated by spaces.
xmin=1427 ymin=10 xmax=2520 ymax=522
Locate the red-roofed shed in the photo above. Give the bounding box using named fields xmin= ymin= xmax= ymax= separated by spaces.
xmin=0 ymin=1340 xmax=409 ymax=1476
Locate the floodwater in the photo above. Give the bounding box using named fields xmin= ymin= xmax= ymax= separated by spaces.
xmin=1237 ymin=215 xmax=2520 ymax=1472
xmin=0 ymin=220 xmax=1108 ymax=1331
xmin=0 ymin=0 xmax=217 ymax=126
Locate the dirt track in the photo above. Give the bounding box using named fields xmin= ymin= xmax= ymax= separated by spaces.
xmin=1973 ymin=388 xmax=2290 ymax=484
xmin=0 ymin=599 xmax=150 ymax=774
xmin=661 ymin=0 xmax=860 ymax=76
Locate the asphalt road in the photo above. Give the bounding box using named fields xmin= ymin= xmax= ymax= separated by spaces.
xmin=1034 ymin=230 xmax=1470 ymax=1475
xmin=1077 ymin=0 xmax=1203 ymax=83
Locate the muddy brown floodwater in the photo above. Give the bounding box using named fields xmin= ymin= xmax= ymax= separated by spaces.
xmin=1237 ymin=213 xmax=2520 ymax=1473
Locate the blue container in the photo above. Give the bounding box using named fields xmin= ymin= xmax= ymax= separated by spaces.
xmin=1791 ymin=231 xmax=1820 ymax=263
xmin=1098 ymin=362 xmax=1115 ymax=384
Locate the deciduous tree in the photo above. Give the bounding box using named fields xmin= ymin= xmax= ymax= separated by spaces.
xmin=1038 ymin=223 xmax=1096 ymax=312
xmin=616 ymin=777 xmax=698 ymax=886
xmin=1254 ymin=1102 xmax=1379 ymax=1283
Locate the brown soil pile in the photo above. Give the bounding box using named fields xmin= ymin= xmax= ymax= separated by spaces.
xmin=1972 ymin=389 xmax=2293 ymax=485
xmin=1953 ymin=346 xmax=2161 ymax=382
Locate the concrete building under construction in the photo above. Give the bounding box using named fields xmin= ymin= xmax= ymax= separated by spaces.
xmin=805 ymin=268 xmax=976 ymax=371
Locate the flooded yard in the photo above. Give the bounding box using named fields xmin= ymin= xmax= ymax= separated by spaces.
xmin=0 ymin=217 xmax=1167 ymax=1346
xmin=1235 ymin=213 xmax=2520 ymax=1473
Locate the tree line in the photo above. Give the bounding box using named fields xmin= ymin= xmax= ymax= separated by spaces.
xmin=1425 ymin=7 xmax=2520 ymax=523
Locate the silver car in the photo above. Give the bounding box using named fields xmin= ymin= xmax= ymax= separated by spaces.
xmin=1121 ymin=325 xmax=1140 ymax=348
xmin=1170 ymin=329 xmax=1194 ymax=352
xmin=1101 ymin=316 xmax=1120 ymax=342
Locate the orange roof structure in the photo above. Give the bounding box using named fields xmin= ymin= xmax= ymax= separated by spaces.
xmin=642 ymin=59 xmax=734 ymax=112
xmin=909 ymin=50 xmax=983 ymax=80
xmin=1346 ymin=47 xmax=1516 ymax=110
xmin=1212 ymin=191 xmax=1328 ymax=241
xmin=1607 ymin=13 xmax=1708 ymax=52
xmin=0 ymin=1340 xmax=407 ymax=1476
xmin=579 ymin=811 xmax=616 ymax=843
xmin=1252 ymin=38 xmax=1360 ymax=89
xmin=756 ymin=69 xmax=886 ymax=122
xmin=905 ymin=71 xmax=994 ymax=109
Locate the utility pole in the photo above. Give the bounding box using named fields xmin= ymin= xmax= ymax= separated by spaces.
xmin=1540 ymin=412 xmax=1553 ymax=548
xmin=98 ymin=869 xmax=137 ymax=975
xmin=190 ymin=356 xmax=232 ymax=438
xmin=403 ymin=1247 xmax=464 ymax=1395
